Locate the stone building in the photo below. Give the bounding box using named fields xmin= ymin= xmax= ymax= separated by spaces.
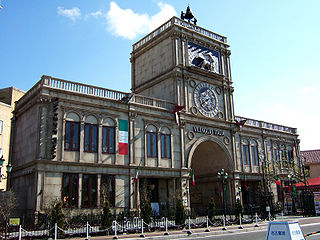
xmin=10 ymin=17 xmax=301 ymax=219
xmin=0 ymin=87 xmax=24 ymax=191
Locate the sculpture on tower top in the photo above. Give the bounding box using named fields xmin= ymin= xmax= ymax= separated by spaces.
xmin=181 ymin=5 xmax=197 ymax=25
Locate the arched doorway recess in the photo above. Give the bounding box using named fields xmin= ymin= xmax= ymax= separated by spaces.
xmin=188 ymin=137 xmax=233 ymax=215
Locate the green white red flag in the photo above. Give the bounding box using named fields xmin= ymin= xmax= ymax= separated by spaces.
xmin=134 ymin=167 xmax=140 ymax=183
xmin=190 ymin=169 xmax=195 ymax=186
xmin=119 ymin=119 xmax=128 ymax=155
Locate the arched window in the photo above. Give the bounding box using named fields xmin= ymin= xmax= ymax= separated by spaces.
xmin=84 ymin=115 xmax=98 ymax=153
xmin=251 ymin=140 xmax=259 ymax=166
xmin=273 ymin=143 xmax=280 ymax=162
xmin=160 ymin=127 xmax=171 ymax=159
xmin=146 ymin=125 xmax=157 ymax=158
xmin=102 ymin=118 xmax=116 ymax=154
xmin=242 ymin=139 xmax=250 ymax=165
xmin=65 ymin=112 xmax=80 ymax=151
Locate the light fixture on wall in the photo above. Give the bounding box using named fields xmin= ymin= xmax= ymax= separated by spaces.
xmin=0 ymin=155 xmax=12 ymax=182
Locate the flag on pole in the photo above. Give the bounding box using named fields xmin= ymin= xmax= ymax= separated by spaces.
xmin=243 ymin=172 xmax=247 ymax=189
xmin=190 ymin=169 xmax=195 ymax=186
xmin=275 ymin=176 xmax=281 ymax=186
xmin=120 ymin=94 xmax=133 ymax=104
xmin=119 ymin=119 xmax=128 ymax=155
xmin=134 ymin=167 xmax=140 ymax=183
xmin=173 ymin=105 xmax=185 ymax=126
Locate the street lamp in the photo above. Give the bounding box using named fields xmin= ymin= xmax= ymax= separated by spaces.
xmin=217 ymin=169 xmax=228 ymax=217
xmin=0 ymin=155 xmax=12 ymax=182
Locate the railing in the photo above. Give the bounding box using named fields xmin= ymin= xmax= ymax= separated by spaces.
xmin=133 ymin=17 xmax=227 ymax=50
xmin=16 ymin=76 xmax=175 ymax=112
xmin=235 ymin=116 xmax=297 ymax=134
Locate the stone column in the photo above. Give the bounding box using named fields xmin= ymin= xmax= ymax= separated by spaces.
xmin=97 ymin=174 xmax=101 ymax=207
xmin=79 ymin=118 xmax=85 ymax=162
xmin=98 ymin=122 xmax=103 ymax=163
xmin=78 ymin=173 xmax=83 ymax=208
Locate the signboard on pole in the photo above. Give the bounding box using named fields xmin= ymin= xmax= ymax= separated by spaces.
xmin=266 ymin=221 xmax=305 ymax=240
xmin=313 ymin=192 xmax=320 ymax=215
xmin=9 ymin=218 xmax=20 ymax=226
xmin=284 ymin=193 xmax=293 ymax=215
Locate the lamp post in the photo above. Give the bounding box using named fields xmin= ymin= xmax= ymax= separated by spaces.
xmin=217 ymin=169 xmax=228 ymax=217
xmin=0 ymin=155 xmax=12 ymax=183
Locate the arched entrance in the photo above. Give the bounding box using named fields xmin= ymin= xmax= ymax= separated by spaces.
xmin=189 ymin=138 xmax=232 ymax=215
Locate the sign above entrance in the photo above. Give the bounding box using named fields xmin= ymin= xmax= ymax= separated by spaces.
xmin=193 ymin=126 xmax=224 ymax=136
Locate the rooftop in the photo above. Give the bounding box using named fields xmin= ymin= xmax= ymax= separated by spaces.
xmin=301 ymin=150 xmax=320 ymax=164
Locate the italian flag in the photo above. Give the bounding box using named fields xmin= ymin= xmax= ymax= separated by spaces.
xmin=119 ymin=119 xmax=128 ymax=155
xmin=275 ymin=176 xmax=281 ymax=186
xmin=134 ymin=167 xmax=140 ymax=183
xmin=190 ymin=169 xmax=195 ymax=186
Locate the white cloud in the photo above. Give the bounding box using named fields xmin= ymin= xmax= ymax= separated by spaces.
xmin=86 ymin=10 xmax=103 ymax=19
xmin=298 ymin=86 xmax=315 ymax=95
xmin=57 ymin=7 xmax=81 ymax=22
xmin=106 ymin=1 xmax=177 ymax=40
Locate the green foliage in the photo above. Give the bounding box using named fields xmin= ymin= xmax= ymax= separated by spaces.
xmin=235 ymin=199 xmax=243 ymax=217
xmin=50 ymin=201 xmax=65 ymax=228
xmin=175 ymin=199 xmax=185 ymax=225
xmin=141 ymin=199 xmax=152 ymax=224
xmin=101 ymin=200 xmax=113 ymax=228
xmin=208 ymin=198 xmax=216 ymax=222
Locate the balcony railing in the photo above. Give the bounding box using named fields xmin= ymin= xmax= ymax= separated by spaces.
xmin=235 ymin=116 xmax=296 ymax=134
xmin=16 ymin=76 xmax=175 ymax=112
xmin=133 ymin=17 xmax=227 ymax=50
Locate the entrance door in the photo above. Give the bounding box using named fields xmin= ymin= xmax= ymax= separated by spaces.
xmin=190 ymin=140 xmax=232 ymax=215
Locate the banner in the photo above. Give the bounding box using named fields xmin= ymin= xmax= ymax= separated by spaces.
xmin=314 ymin=192 xmax=320 ymax=215
xmin=119 ymin=119 xmax=128 ymax=155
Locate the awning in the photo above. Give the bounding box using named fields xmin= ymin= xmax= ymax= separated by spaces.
xmin=294 ymin=176 xmax=320 ymax=190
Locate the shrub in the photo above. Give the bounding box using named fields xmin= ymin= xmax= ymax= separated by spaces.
xmin=141 ymin=199 xmax=152 ymax=224
xmin=208 ymin=198 xmax=216 ymax=222
xmin=175 ymin=199 xmax=185 ymax=225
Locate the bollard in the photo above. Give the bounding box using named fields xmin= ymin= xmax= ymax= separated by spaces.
xmin=222 ymin=215 xmax=227 ymax=230
xmin=186 ymin=217 xmax=192 ymax=235
xmin=113 ymin=220 xmax=118 ymax=240
xmin=238 ymin=214 xmax=243 ymax=229
xmin=164 ymin=218 xmax=169 ymax=235
xmin=54 ymin=223 xmax=57 ymax=240
xmin=85 ymin=221 xmax=89 ymax=240
xmin=205 ymin=216 xmax=210 ymax=232
xmin=268 ymin=212 xmax=272 ymax=222
xmin=254 ymin=213 xmax=259 ymax=227
xmin=140 ymin=219 xmax=145 ymax=238
xmin=18 ymin=225 xmax=21 ymax=240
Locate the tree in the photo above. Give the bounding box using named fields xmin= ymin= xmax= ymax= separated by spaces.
xmin=101 ymin=200 xmax=113 ymax=228
xmin=0 ymin=189 xmax=17 ymax=232
xmin=208 ymin=198 xmax=216 ymax=222
xmin=140 ymin=199 xmax=152 ymax=224
xmin=49 ymin=201 xmax=65 ymax=228
xmin=235 ymin=199 xmax=243 ymax=218
xmin=175 ymin=199 xmax=185 ymax=225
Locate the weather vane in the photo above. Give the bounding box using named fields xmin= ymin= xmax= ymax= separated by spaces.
xmin=180 ymin=5 xmax=197 ymax=25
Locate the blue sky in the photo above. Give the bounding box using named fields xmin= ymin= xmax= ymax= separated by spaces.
xmin=1 ymin=0 xmax=319 ymax=150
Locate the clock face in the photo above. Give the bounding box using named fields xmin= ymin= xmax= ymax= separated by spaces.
xmin=194 ymin=83 xmax=219 ymax=117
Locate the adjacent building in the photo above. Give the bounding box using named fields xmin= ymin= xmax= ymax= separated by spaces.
xmin=0 ymin=87 xmax=25 ymax=190
xmin=301 ymin=150 xmax=320 ymax=179
xmin=9 ymin=17 xmax=302 ymax=220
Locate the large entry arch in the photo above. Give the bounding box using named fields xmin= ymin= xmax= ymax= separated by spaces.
xmin=188 ymin=137 xmax=233 ymax=215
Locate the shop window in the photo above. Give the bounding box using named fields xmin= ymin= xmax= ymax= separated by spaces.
xmin=102 ymin=126 xmax=115 ymax=154
xmin=62 ymin=173 xmax=79 ymax=208
xmin=82 ymin=174 xmax=97 ymax=208
xmin=101 ymin=175 xmax=115 ymax=207
xmin=65 ymin=121 xmax=80 ymax=151
xmin=147 ymin=132 xmax=157 ymax=157
xmin=84 ymin=123 xmax=98 ymax=152
xmin=161 ymin=134 xmax=171 ymax=159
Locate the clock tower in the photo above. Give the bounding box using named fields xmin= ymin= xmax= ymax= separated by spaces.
xmin=131 ymin=16 xmax=234 ymax=122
